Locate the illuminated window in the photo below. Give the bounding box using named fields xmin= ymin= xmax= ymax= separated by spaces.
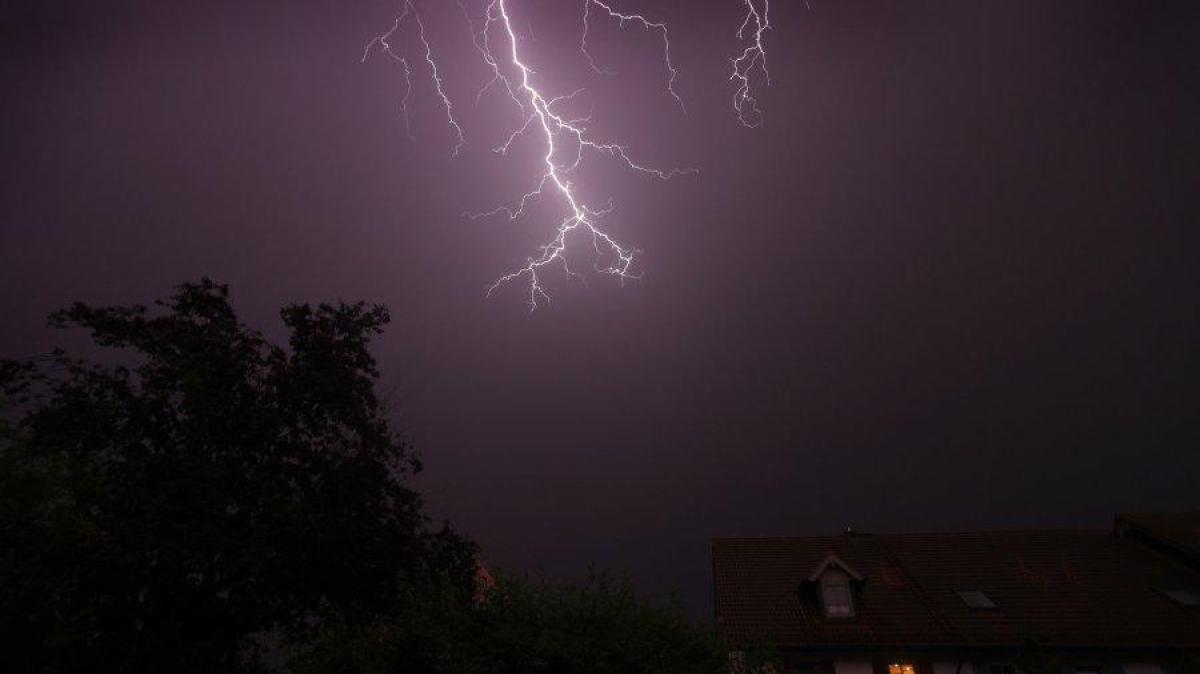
xmin=819 ymin=569 xmax=855 ymax=617
xmin=889 ymin=664 xmax=917 ymax=674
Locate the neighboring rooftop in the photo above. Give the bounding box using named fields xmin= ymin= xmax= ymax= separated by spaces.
xmin=1116 ymin=511 xmax=1200 ymax=567
xmin=712 ymin=513 xmax=1200 ymax=649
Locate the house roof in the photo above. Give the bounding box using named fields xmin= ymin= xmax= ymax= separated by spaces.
xmin=1116 ymin=511 xmax=1200 ymax=565
xmin=806 ymin=554 xmax=864 ymax=583
xmin=713 ymin=516 xmax=1200 ymax=650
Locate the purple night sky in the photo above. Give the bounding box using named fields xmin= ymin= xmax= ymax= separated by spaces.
xmin=2 ymin=0 xmax=1197 ymax=617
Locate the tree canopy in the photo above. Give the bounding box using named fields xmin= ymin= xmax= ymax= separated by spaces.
xmin=0 ymin=280 xmax=475 ymax=671
xmin=0 ymin=280 xmax=727 ymax=673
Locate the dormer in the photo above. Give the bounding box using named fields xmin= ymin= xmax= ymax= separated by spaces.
xmin=803 ymin=554 xmax=865 ymax=619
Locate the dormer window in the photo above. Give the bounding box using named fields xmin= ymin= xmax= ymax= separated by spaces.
xmin=820 ymin=569 xmax=855 ymax=617
xmin=805 ymin=554 xmax=864 ymax=619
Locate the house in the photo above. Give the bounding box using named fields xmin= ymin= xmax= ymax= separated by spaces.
xmin=712 ymin=513 xmax=1200 ymax=674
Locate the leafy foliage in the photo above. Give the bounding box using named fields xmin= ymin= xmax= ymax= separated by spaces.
xmin=1 ymin=280 xmax=726 ymax=673
xmin=295 ymin=568 xmax=727 ymax=674
xmin=0 ymin=280 xmax=476 ymax=672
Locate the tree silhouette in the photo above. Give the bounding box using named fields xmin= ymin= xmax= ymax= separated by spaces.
xmin=295 ymin=568 xmax=727 ymax=674
xmin=0 ymin=280 xmax=476 ymax=672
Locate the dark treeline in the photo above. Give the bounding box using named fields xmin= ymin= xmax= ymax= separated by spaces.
xmin=0 ymin=280 xmax=727 ymax=673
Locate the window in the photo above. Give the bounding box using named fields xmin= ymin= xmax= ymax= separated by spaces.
xmin=956 ymin=589 xmax=997 ymax=609
xmin=1160 ymin=589 xmax=1200 ymax=606
xmin=889 ymin=664 xmax=917 ymax=674
xmin=820 ymin=569 xmax=855 ymax=617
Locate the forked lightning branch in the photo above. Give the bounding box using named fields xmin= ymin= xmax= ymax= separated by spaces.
xmin=364 ymin=0 xmax=774 ymax=310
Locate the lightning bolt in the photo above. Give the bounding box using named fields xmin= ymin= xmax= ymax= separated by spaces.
xmin=581 ymin=0 xmax=686 ymax=114
xmin=366 ymin=0 xmax=694 ymax=310
xmin=363 ymin=1 xmax=464 ymax=156
xmin=730 ymin=0 xmax=770 ymax=128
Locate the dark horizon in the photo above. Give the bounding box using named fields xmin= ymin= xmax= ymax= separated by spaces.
xmin=3 ymin=0 xmax=1198 ymax=619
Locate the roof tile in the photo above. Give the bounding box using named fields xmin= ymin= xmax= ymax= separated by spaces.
xmin=713 ymin=517 xmax=1200 ymax=648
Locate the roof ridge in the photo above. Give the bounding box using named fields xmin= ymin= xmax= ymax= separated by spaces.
xmin=881 ymin=527 xmax=1108 ymax=537
xmin=712 ymin=535 xmax=846 ymax=543
xmin=712 ymin=527 xmax=1109 ymax=543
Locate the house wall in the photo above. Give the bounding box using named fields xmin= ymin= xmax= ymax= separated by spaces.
xmin=1119 ymin=664 xmax=1163 ymax=674
xmin=967 ymin=658 xmax=1167 ymax=674
xmin=834 ymin=660 xmax=874 ymax=674
xmin=933 ymin=662 xmax=974 ymax=674
xmin=833 ymin=659 xmax=973 ymax=674
xmin=809 ymin=655 xmax=1168 ymax=674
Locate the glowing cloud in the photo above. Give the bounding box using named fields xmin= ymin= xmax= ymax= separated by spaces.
xmin=364 ymin=0 xmax=694 ymax=310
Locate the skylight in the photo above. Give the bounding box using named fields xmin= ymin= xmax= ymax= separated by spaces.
xmin=956 ymin=589 xmax=996 ymax=609
xmin=1160 ymin=589 xmax=1200 ymax=606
